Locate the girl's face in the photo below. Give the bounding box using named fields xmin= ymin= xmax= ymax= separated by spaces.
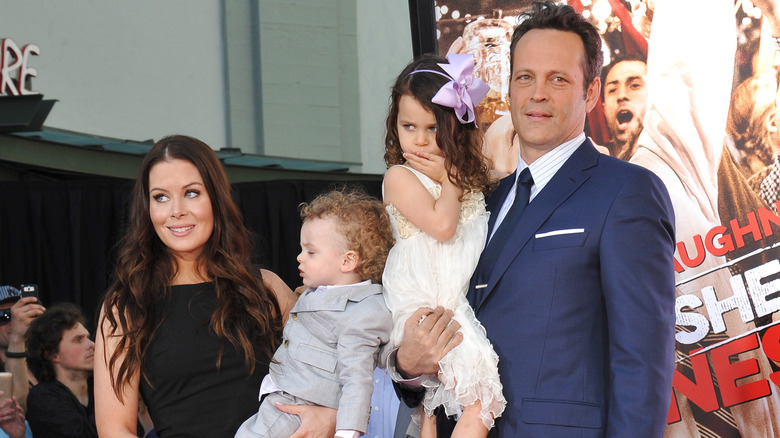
xmin=396 ymin=94 xmax=444 ymax=158
xmin=148 ymin=159 xmax=214 ymax=263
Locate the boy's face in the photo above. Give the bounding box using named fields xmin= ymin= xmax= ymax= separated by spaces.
xmin=297 ymin=217 xmax=352 ymax=288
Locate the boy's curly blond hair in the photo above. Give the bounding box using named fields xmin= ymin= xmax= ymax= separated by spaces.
xmin=299 ymin=188 xmax=394 ymax=283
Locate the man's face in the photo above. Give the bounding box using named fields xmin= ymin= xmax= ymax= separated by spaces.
xmin=603 ymin=60 xmax=647 ymax=159
xmin=509 ymin=28 xmax=600 ymax=163
xmin=52 ymin=323 xmax=94 ymax=374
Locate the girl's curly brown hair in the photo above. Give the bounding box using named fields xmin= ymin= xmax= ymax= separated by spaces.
xmin=384 ymin=54 xmax=492 ymax=195
xmin=299 ymin=188 xmax=394 ymax=283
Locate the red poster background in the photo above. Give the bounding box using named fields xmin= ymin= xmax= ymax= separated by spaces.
xmin=434 ymin=1 xmax=780 ymax=436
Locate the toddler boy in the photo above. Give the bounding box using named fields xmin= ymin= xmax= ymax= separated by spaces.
xmin=236 ymin=189 xmax=395 ymax=438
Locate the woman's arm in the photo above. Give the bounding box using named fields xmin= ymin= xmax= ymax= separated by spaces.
xmin=261 ymin=269 xmax=297 ymax=325
xmin=94 ymin=305 xmax=141 ymax=438
xmin=384 ymin=153 xmax=463 ymax=242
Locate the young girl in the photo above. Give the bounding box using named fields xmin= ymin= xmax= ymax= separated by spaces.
xmin=382 ymin=53 xmax=506 ymax=437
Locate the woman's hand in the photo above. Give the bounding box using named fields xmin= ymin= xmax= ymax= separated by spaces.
xmin=278 ymin=403 xmax=336 ymax=438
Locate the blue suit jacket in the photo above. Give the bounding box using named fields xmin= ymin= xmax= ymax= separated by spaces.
xmin=440 ymin=140 xmax=676 ymax=437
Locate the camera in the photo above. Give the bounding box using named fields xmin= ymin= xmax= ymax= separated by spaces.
xmin=20 ymin=284 xmax=39 ymax=304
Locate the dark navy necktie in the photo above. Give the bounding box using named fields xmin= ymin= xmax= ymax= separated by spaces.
xmin=474 ymin=167 xmax=534 ymax=299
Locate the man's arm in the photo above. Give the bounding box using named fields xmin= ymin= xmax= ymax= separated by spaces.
xmin=7 ymin=297 xmax=44 ymax=411
xmin=636 ymin=0 xmax=735 ymax=222
xmin=600 ymin=170 xmax=676 ymax=436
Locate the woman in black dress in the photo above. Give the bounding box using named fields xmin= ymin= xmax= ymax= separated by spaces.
xmin=94 ymin=135 xmax=335 ymax=437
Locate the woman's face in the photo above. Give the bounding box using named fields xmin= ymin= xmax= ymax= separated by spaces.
xmin=148 ymin=159 xmax=214 ymax=263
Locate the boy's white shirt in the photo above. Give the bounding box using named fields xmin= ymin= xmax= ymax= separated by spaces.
xmin=258 ymin=280 xmax=372 ymax=438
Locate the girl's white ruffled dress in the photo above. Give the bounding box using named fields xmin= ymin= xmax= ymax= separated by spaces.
xmin=382 ymin=165 xmax=506 ymax=429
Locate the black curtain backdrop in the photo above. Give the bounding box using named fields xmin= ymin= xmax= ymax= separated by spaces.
xmin=0 ymin=178 xmax=382 ymax=323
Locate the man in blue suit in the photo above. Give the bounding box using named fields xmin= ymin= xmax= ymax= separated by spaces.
xmin=392 ymin=2 xmax=676 ymax=436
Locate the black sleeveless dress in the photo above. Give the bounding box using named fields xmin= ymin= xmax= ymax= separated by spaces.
xmin=139 ymin=283 xmax=268 ymax=438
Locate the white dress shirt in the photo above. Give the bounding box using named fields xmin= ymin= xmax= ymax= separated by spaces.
xmin=489 ymin=133 xmax=586 ymax=242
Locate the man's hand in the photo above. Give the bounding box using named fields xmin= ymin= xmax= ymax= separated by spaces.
xmin=10 ymin=297 xmax=44 ymax=340
xmin=279 ymin=403 xmax=336 ymax=438
xmin=0 ymin=396 xmax=26 ymax=438
xmin=396 ymin=306 xmax=462 ymax=378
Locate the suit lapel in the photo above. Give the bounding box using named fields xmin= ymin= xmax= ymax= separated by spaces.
xmin=486 ymin=171 xmax=516 ymax=234
xmin=472 ymin=140 xmax=600 ymax=311
xmin=468 ymin=172 xmax=516 ymax=305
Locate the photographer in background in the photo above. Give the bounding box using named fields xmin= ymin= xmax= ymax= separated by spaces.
xmin=0 ymin=286 xmax=44 ymax=410
xmin=0 ymin=285 xmax=44 ymax=438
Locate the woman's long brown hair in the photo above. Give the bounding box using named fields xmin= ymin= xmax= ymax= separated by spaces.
xmin=100 ymin=135 xmax=282 ymax=399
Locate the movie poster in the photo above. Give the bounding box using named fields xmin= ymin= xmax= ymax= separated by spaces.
xmin=434 ymin=0 xmax=780 ymax=435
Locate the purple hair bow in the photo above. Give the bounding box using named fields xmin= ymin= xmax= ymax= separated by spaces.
xmin=410 ymin=53 xmax=490 ymax=125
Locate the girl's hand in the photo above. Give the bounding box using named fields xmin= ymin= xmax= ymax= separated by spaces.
xmin=404 ymin=152 xmax=452 ymax=184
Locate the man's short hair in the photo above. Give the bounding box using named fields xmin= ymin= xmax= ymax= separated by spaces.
xmin=26 ymin=303 xmax=87 ymax=382
xmin=510 ymin=1 xmax=603 ymax=94
xmin=600 ymin=54 xmax=647 ymax=99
